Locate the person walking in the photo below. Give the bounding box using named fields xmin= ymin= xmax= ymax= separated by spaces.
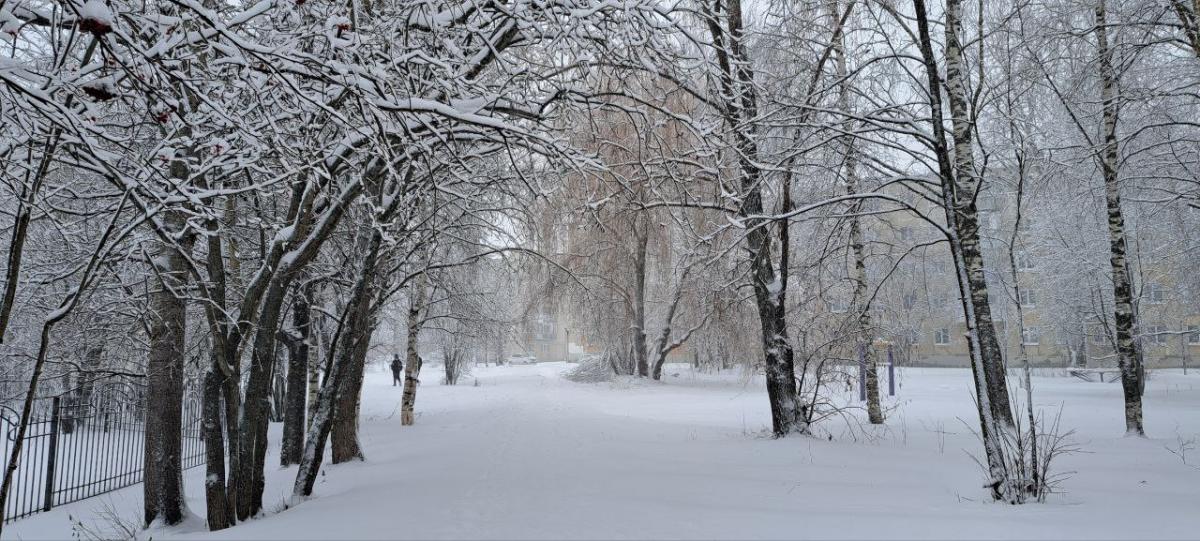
xmin=390 ymin=354 xmax=404 ymax=386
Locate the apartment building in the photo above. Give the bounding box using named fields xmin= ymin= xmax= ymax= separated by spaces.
xmin=847 ymin=184 xmax=1199 ymax=369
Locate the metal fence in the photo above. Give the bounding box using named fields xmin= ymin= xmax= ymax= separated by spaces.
xmin=0 ymin=385 xmax=205 ymax=523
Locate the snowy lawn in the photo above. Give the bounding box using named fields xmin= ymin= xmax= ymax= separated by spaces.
xmin=8 ymin=363 xmax=1200 ymax=540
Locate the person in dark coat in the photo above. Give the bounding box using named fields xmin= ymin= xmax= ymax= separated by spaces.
xmin=390 ymin=354 xmax=404 ymax=386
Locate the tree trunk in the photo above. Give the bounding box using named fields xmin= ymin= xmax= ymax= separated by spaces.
xmin=292 ymin=340 xmax=342 ymax=499
xmin=703 ymin=0 xmax=803 ymax=436
xmin=235 ymin=279 xmax=288 ymax=520
xmin=912 ymin=0 xmax=1012 ymax=500
xmin=281 ymin=284 xmax=313 ymax=466
xmin=143 ymin=208 xmax=191 ymax=527
xmin=1172 ymin=0 xmax=1200 ymax=59
xmin=401 ymin=273 xmax=429 ymax=426
xmin=650 ymin=266 xmax=701 ymax=382
xmin=271 ymin=353 xmax=287 ymax=423
xmin=941 ymin=0 xmax=1014 ymax=427
xmin=307 ymin=328 xmax=323 ymax=425
xmin=633 ymin=219 xmax=650 ymax=378
xmin=331 ymin=285 xmax=376 ymax=463
xmin=331 ymin=217 xmax=386 ymax=462
xmin=202 ymin=367 xmax=232 ymax=530
xmin=294 ymin=234 xmax=383 ymax=495
xmin=830 ymin=0 xmax=882 ymax=424
xmin=1095 ymin=0 xmax=1145 ymax=436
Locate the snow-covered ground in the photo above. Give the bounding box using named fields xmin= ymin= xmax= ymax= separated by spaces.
xmin=8 ymin=363 xmax=1200 ymax=540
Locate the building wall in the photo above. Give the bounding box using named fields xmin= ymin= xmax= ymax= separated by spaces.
xmin=843 ymin=185 xmax=1199 ymax=369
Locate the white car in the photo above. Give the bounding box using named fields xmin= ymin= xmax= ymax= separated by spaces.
xmin=507 ymin=354 xmax=538 ymax=365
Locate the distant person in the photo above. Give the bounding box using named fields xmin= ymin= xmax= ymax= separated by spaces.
xmin=390 ymin=354 xmax=404 ymax=386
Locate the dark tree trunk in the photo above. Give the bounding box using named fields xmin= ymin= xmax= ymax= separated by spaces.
xmin=143 ymin=210 xmax=191 ymax=527
xmin=332 ymin=221 xmax=384 ymax=463
xmin=236 ymin=279 xmax=288 ymax=520
xmin=281 ymin=285 xmax=313 ymax=466
xmin=702 ymin=0 xmax=803 ymax=436
xmin=331 ymin=291 xmax=375 ymax=462
xmin=633 ymin=219 xmax=650 ymax=378
xmin=202 ymin=367 xmax=232 ymax=530
xmin=292 ymin=344 xmax=342 ymax=499
xmin=294 ymin=234 xmax=382 ymax=495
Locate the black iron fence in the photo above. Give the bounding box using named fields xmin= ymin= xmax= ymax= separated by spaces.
xmin=0 ymin=386 xmax=205 ymax=523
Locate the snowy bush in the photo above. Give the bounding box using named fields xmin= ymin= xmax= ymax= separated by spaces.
xmin=968 ymin=406 xmax=1078 ymax=503
xmin=564 ymin=355 xmax=614 ymax=384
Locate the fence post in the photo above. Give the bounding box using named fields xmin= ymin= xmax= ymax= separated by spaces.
xmin=43 ymin=397 xmax=61 ymax=512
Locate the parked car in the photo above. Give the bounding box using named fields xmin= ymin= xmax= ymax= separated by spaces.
xmin=507 ymin=354 xmax=538 ymax=365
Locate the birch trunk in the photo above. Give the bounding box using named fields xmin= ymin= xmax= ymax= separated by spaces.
xmin=912 ymin=0 xmax=1012 ymax=500
xmin=1094 ymin=0 xmax=1145 ymax=436
xmin=942 ymin=0 xmax=1014 ymax=427
xmin=830 ymin=0 xmax=882 ymax=425
xmin=401 ymin=272 xmax=429 ymax=426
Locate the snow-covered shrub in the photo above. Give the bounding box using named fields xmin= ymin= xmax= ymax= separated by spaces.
xmin=968 ymin=405 xmax=1078 ymax=503
xmin=564 ymin=355 xmax=614 ymax=383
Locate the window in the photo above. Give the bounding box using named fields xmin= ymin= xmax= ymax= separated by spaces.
xmin=1188 ymin=325 xmax=1200 ymax=345
xmin=934 ymin=328 xmax=950 ymax=345
xmin=1015 ymin=250 xmax=1035 ymax=271
xmin=900 ymin=227 xmax=914 ymax=242
xmin=1021 ymin=326 xmax=1040 ymax=346
xmin=535 ymin=314 xmax=556 ymax=340
xmin=1018 ymin=288 xmax=1036 ymax=308
xmin=1092 ymin=331 xmax=1109 ymax=346
xmin=1146 ymin=324 xmax=1169 ymax=345
xmin=829 ymin=297 xmax=849 ymax=314
xmin=1146 ymin=283 xmax=1166 ymax=304
xmin=902 ymin=292 xmax=918 ymax=310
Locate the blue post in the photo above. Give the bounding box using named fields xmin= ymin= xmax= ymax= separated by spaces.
xmin=858 ymin=344 xmax=867 ymax=402
xmin=887 ymin=344 xmax=896 ymax=396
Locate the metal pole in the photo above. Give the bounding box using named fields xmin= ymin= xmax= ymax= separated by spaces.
xmin=43 ymin=397 xmax=61 ymax=512
xmin=887 ymin=344 xmax=896 ymax=397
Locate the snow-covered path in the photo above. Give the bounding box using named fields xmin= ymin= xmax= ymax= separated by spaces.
xmin=9 ymin=363 xmax=1200 ymax=539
